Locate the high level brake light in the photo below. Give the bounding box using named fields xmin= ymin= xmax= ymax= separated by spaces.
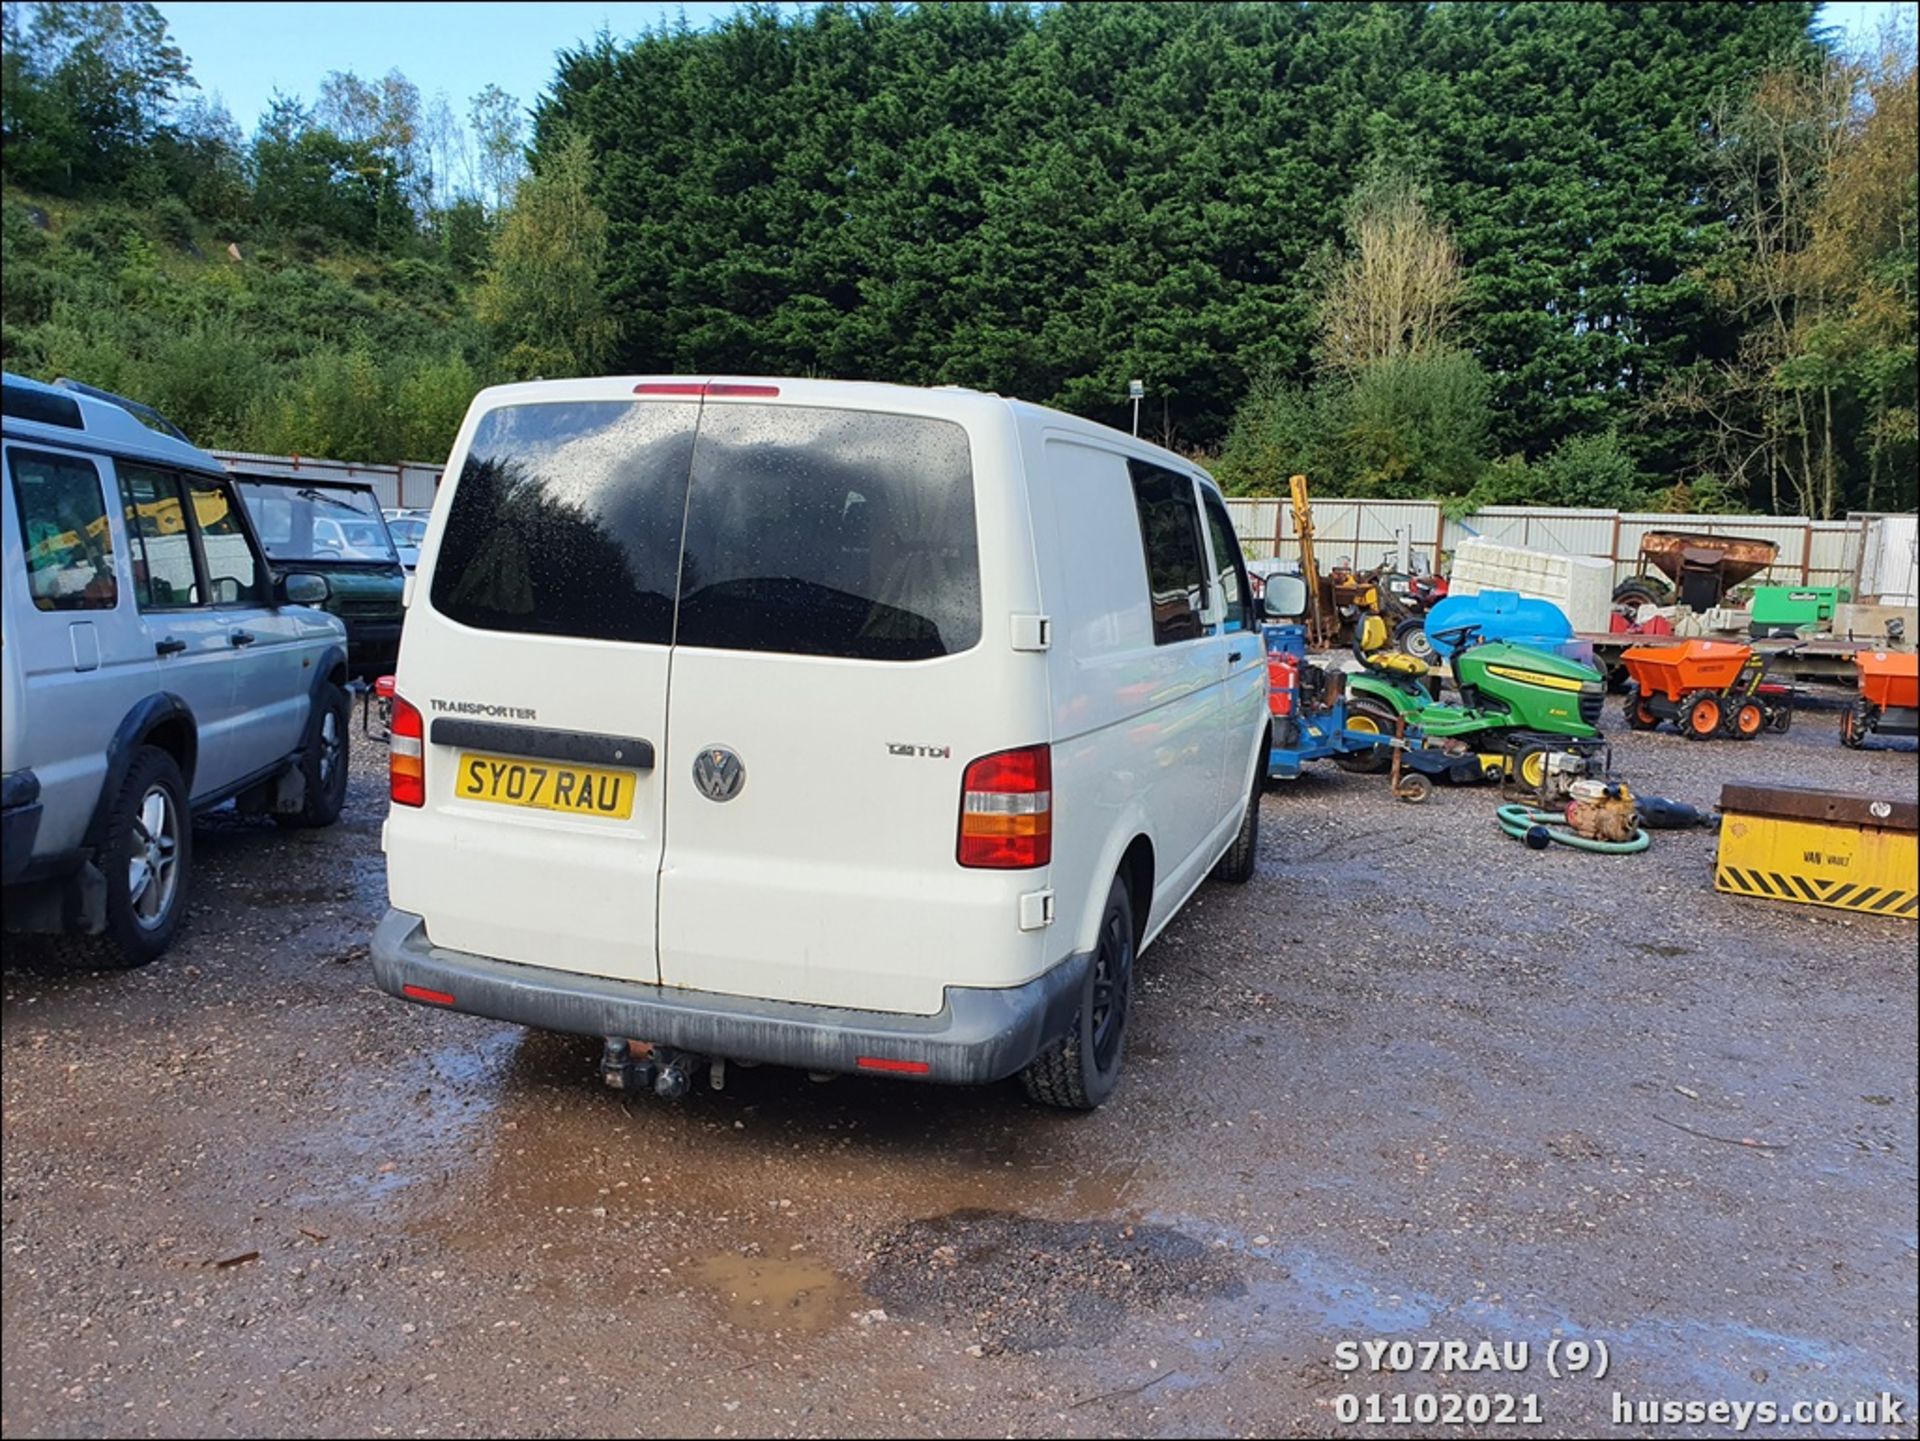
xmin=632 ymin=382 xmax=781 ymax=398
xmin=957 ymin=744 xmax=1051 ymax=869
xmin=389 ymin=694 xmax=425 ymax=807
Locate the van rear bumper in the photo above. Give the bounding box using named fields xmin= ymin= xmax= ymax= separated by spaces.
xmin=371 ymin=909 xmax=1088 ymax=1086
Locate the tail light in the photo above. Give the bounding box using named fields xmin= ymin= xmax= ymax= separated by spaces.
xmin=390 ymin=694 xmax=425 ymax=807
xmin=957 ymin=744 xmax=1051 ymax=868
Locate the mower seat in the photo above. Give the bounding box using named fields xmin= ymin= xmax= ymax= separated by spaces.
xmin=1354 ymin=614 xmax=1433 ymax=679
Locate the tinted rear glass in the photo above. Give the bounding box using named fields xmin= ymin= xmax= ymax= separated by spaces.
xmin=429 ymin=398 xmax=980 ymax=660
xmin=430 ymin=400 xmax=699 ymax=644
xmin=678 ymin=405 xmax=979 ymax=661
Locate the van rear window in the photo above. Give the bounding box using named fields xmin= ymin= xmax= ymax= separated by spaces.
xmin=430 ymin=399 xmax=980 ymax=660
xmin=431 ymin=400 xmax=699 ymax=645
xmin=677 ymin=405 xmax=979 ymax=661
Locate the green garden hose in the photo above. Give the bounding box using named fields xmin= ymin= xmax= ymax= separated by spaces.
xmin=1495 ymin=804 xmax=1652 ymax=854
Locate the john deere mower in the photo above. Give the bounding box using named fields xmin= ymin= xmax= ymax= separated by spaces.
xmin=1337 ymin=615 xmax=1608 ymax=789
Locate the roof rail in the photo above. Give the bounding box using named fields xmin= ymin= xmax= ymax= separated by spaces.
xmin=52 ymin=376 xmax=192 ymax=444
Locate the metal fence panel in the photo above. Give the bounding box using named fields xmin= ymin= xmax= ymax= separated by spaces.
xmin=1225 ymin=495 xmax=1916 ymax=597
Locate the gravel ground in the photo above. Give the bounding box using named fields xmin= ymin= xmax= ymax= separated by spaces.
xmin=3 ymin=695 xmax=1915 ymax=1439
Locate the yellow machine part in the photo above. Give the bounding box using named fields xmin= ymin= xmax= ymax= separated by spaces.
xmin=1716 ymin=810 xmax=1918 ymax=918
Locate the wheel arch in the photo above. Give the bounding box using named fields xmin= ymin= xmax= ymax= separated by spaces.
xmin=85 ymin=693 xmax=196 ymax=850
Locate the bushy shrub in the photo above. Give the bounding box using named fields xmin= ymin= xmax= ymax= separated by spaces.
xmin=63 ymin=206 xmax=146 ymax=261
xmin=149 ymin=196 xmax=199 ymax=251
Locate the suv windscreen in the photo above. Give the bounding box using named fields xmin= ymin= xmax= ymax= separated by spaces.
xmin=237 ymin=480 xmax=399 ymax=564
xmin=430 ymin=400 xmax=981 ymax=660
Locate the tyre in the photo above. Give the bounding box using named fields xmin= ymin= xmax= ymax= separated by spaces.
xmin=1335 ymin=698 xmax=1401 ymax=774
xmin=1682 ymin=691 xmax=1723 ymax=741
xmin=1840 ymin=700 xmax=1872 ymax=749
xmin=1623 ymin=684 xmax=1660 ymax=731
xmin=1395 ymin=772 xmax=1433 ymax=804
xmin=276 ymin=682 xmax=350 ymax=829
xmin=1021 ymin=875 xmax=1133 ymax=1111
xmin=1515 ymin=746 xmax=1550 ymax=793
xmin=1613 ymin=578 xmax=1673 ymax=609
xmin=46 ymin=746 xmax=191 ymax=970
xmin=1209 ymin=761 xmax=1261 ymax=885
xmin=1393 ymin=617 xmax=1435 ymax=663
xmin=1768 ymin=703 xmax=1792 ymax=735
xmin=1728 ymin=699 xmax=1766 ymax=741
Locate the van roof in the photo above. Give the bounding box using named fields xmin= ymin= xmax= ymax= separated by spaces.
xmin=464 ymin=375 xmax=1213 ymax=481
xmin=1 ymin=371 xmax=226 ymax=475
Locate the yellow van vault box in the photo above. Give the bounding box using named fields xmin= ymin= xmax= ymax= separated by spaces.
xmin=1715 ymin=783 xmax=1917 ymax=919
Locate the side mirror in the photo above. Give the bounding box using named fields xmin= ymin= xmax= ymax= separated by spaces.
xmin=1261 ymin=574 xmax=1308 ymax=620
xmin=278 ymin=571 xmax=330 ymax=606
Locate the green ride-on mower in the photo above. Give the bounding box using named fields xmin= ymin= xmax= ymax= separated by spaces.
xmin=1336 ymin=615 xmax=1608 ymax=794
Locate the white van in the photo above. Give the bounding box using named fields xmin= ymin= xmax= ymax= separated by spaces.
xmin=372 ymin=378 xmax=1269 ymax=1108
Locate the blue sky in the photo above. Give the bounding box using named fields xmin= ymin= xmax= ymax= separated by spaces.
xmin=162 ymin=1 xmax=1910 ymax=135
xmin=161 ymin=2 xmax=786 ymax=128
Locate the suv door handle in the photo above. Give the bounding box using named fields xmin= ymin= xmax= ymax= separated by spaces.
xmin=1228 ymin=649 xmax=1245 ymax=664
xmin=230 ymin=630 xmax=256 ymax=647
xmin=155 ymin=637 xmax=187 ymax=656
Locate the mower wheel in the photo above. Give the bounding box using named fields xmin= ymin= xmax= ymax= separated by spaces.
xmin=1728 ymin=700 xmax=1766 ymax=741
xmin=1682 ymin=691 xmax=1724 ymax=741
xmin=1516 ymin=746 xmax=1550 ymax=793
xmin=1395 ymin=772 xmax=1433 ymax=804
xmin=1623 ymin=684 xmax=1660 ymax=731
xmin=1336 ymin=700 xmax=1399 ymax=774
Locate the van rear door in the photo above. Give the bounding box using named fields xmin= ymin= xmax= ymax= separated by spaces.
xmin=655 ymin=398 xmax=1040 ymax=1017
xmin=386 ymin=398 xmax=698 ymax=985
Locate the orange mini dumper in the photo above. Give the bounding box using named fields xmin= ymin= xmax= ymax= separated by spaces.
xmin=1620 ymin=639 xmax=1793 ymax=741
xmin=1840 ymin=650 xmax=1919 ymax=749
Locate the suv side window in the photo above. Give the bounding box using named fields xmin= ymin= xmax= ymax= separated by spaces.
xmin=1201 ymin=488 xmax=1252 ymax=635
xmin=1127 ymin=459 xmax=1209 ymax=645
xmin=8 ymin=446 xmax=118 ymax=612
xmin=182 ymin=473 xmax=265 ymax=605
xmin=118 ymin=463 xmax=204 ymax=608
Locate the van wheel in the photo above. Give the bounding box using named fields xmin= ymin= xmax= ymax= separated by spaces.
xmin=1210 ymin=762 xmax=1261 ymax=884
xmin=1020 ymin=876 xmax=1132 ymax=1112
xmin=46 ymin=746 xmax=191 ymax=970
xmin=276 ymin=682 xmax=350 ymax=829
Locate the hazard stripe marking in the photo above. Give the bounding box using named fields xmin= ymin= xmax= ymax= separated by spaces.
xmin=1853 ymin=888 xmax=1881 ymax=910
xmin=1828 ymin=884 xmax=1856 ymax=906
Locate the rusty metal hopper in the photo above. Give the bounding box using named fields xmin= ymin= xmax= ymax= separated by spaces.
xmin=1638 ymin=531 xmax=1779 ymax=610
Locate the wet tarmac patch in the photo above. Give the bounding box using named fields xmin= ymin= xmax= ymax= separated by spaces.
xmin=693 ymin=1251 xmax=862 ymax=1334
xmin=864 ymin=1209 xmax=1244 ymax=1352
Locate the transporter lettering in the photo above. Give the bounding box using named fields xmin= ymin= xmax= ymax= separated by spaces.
xmin=428 ymin=698 xmax=538 ymax=720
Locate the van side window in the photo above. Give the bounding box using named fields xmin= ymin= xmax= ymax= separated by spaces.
xmin=182 ymin=475 xmax=264 ymax=605
xmin=1201 ymin=489 xmax=1251 ymax=634
xmin=118 ymin=464 xmax=204 ymax=608
xmin=1127 ymin=460 xmax=1209 ymax=645
xmin=8 ymin=447 xmax=118 ymax=611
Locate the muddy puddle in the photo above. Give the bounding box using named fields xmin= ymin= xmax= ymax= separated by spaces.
xmin=693 ymin=1250 xmax=865 ymax=1333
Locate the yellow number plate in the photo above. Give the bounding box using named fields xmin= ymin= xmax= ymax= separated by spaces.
xmin=454 ymin=751 xmax=636 ymax=819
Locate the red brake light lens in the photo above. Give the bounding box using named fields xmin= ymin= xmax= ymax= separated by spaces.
xmin=389 ymin=694 xmax=425 ymax=807
xmin=632 ymin=381 xmax=780 ymax=398
xmin=958 ymin=744 xmax=1051 ymax=869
